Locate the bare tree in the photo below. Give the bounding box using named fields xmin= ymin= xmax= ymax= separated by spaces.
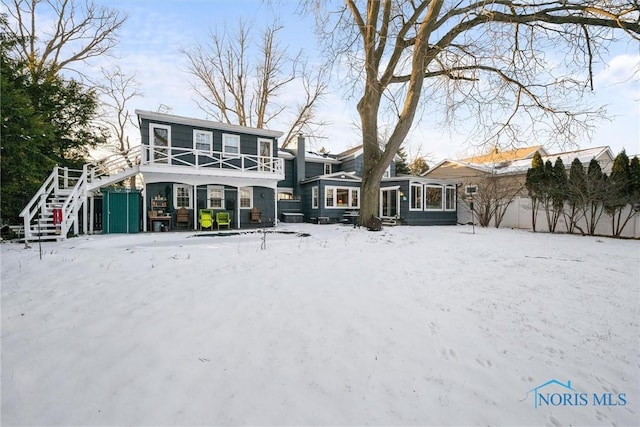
xmin=94 ymin=66 xmax=141 ymax=186
xmin=306 ymin=1 xmax=640 ymax=223
xmin=5 ymin=0 xmax=126 ymax=79
xmin=461 ymin=170 xmax=524 ymax=228
xmin=183 ymin=20 xmax=328 ymax=148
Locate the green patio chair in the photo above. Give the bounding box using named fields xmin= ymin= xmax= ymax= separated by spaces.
xmin=198 ymin=209 xmax=214 ymax=230
xmin=216 ymin=211 xmax=231 ymax=230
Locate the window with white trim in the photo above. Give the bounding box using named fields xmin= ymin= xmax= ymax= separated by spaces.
xmin=239 ymin=187 xmax=253 ymax=208
xmin=325 ymin=186 xmax=360 ymax=209
xmin=325 ymin=187 xmax=334 ymax=207
xmin=324 ymin=163 xmax=332 ymax=175
xmin=222 ymin=134 xmax=240 ymax=155
xmin=410 ymin=183 xmax=423 ymax=210
xmin=174 ymin=184 xmax=192 ymax=209
xmin=207 ymin=185 xmax=225 ymax=209
xmin=194 ymin=130 xmax=212 ymax=152
xmin=425 ymin=185 xmax=443 ymax=210
xmin=465 ymin=185 xmax=478 ymax=195
xmin=445 ymin=186 xmax=456 ymax=211
xmin=351 ymin=188 xmax=359 ymax=207
xmin=383 ymin=165 xmax=391 ymax=178
xmin=312 ymin=186 xmax=319 ymax=208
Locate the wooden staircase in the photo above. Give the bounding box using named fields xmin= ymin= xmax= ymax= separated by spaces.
xmin=19 ymin=147 xmax=142 ymax=242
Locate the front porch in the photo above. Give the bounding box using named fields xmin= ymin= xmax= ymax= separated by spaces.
xmin=142 ymin=176 xmax=278 ymax=232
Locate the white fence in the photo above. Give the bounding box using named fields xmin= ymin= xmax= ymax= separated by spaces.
xmin=458 ymin=197 xmax=640 ymax=239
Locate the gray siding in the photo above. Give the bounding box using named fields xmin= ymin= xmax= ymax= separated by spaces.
xmin=340 ymin=155 xmax=395 ymax=177
xmin=301 ymin=180 xmax=361 ymax=223
xmin=381 ymin=180 xmax=458 ymax=226
xmin=305 ymin=162 xmax=325 ymax=179
xmin=279 ymin=159 xmax=295 ymax=188
xmin=139 ymin=118 xmax=278 ymax=157
xmin=340 ymin=157 xmax=362 ymax=175
xmin=240 ymin=187 xmax=275 ymax=228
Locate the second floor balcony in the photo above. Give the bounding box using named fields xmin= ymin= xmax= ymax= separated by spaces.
xmin=141 ymin=145 xmax=284 ymax=178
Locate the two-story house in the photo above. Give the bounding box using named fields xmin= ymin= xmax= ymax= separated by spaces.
xmin=20 ymin=111 xmax=457 ymax=240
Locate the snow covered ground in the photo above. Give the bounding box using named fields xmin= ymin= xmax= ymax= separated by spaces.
xmin=2 ymin=224 xmax=638 ymax=426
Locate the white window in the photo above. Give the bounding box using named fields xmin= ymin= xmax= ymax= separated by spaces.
xmin=425 ymin=185 xmax=443 ymax=210
xmin=324 ymin=163 xmax=332 ymax=175
xmin=351 ymin=188 xmax=360 ymax=208
xmin=312 ymin=186 xmax=319 ymax=208
xmin=325 ymin=187 xmax=334 ymax=207
xmin=222 ymin=134 xmax=240 ymax=155
xmin=173 ymin=184 xmax=192 ymax=209
xmin=239 ymin=187 xmax=253 ymax=209
xmin=194 ymin=130 xmax=212 ymax=152
xmin=207 ymin=185 xmax=225 ymax=209
xmin=465 ymin=185 xmax=478 ymax=195
xmin=410 ymin=183 xmax=423 ymax=211
xmin=325 ymin=186 xmax=360 ymax=209
xmin=445 ymin=186 xmax=456 ymax=211
xmin=383 ymin=165 xmax=391 ymax=178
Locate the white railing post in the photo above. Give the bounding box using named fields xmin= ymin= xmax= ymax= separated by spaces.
xmin=63 ymin=167 xmax=69 ymax=189
xmin=23 ymin=211 xmax=31 ymax=241
xmin=82 ymin=193 xmax=88 ymax=235
xmin=39 ymin=193 xmax=47 ymax=219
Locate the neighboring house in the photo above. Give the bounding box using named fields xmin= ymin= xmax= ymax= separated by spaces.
xmin=458 ymin=145 xmax=546 ymax=164
xmin=20 ymin=111 xmax=458 ymax=240
xmin=424 ymin=145 xmax=630 ymax=234
xmin=425 ymin=145 xmax=615 ymax=196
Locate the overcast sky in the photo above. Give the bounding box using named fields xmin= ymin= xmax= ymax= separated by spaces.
xmin=60 ymin=1 xmax=640 ymax=160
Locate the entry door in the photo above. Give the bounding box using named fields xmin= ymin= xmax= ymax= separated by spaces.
xmin=380 ymin=188 xmax=399 ymax=217
xmin=258 ymin=139 xmax=272 ymax=171
xmin=150 ymin=124 xmax=170 ymax=164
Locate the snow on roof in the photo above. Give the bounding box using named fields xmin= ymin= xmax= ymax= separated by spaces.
xmin=428 ymin=146 xmax=615 ymax=176
xmin=303 ymin=151 xmax=341 ymax=163
xmin=484 ymin=146 xmax=614 ymax=175
xmin=458 ymin=145 xmax=546 ymax=164
xmin=278 ymin=150 xmax=295 ymax=159
xmin=300 ymin=171 xmax=361 ymax=184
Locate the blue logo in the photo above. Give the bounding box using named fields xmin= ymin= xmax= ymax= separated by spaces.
xmin=527 ymin=379 xmax=627 ymax=409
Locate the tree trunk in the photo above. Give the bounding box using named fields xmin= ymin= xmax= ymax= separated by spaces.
xmin=356 ymin=82 xmax=384 ymax=224
xmin=360 ymin=177 xmax=380 ymax=224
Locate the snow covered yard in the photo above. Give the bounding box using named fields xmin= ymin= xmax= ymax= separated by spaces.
xmin=1 ymin=224 xmax=638 ymax=426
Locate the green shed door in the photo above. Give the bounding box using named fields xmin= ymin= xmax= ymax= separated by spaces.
xmin=102 ymin=189 xmax=141 ymax=234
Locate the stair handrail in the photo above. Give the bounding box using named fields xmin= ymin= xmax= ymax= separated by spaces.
xmin=87 ymin=145 xmax=142 ymax=184
xmin=19 ymin=166 xmax=59 ymax=238
xmin=59 ymin=169 xmax=87 ymax=237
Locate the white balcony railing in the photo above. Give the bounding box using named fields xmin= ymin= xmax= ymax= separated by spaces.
xmin=142 ymin=145 xmax=284 ymax=175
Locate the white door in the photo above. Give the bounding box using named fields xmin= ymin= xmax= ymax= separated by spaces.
xmin=258 ymin=139 xmax=272 ymax=171
xmin=380 ymin=188 xmax=399 ymax=218
xmin=150 ymin=124 xmax=170 ymax=164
